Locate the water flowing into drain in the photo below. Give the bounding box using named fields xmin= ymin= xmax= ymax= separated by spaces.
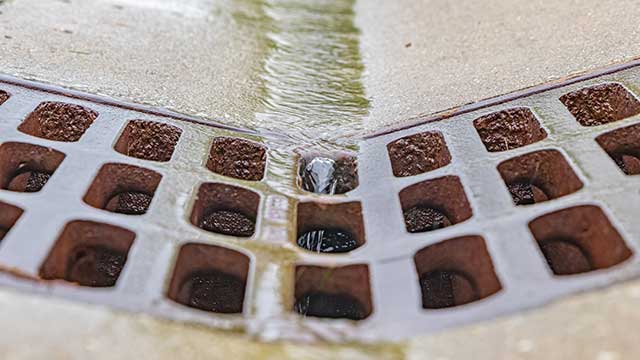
xmin=234 ymin=0 xmax=369 ymax=194
xmin=301 ymin=157 xmax=337 ymax=195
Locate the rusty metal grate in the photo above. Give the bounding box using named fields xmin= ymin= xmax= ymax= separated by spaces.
xmin=1 ymin=62 xmax=640 ymax=342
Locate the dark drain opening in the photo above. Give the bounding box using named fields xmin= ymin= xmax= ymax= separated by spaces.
xmin=114 ymin=120 xmax=182 ymax=162
xmin=387 ymin=131 xmax=451 ymax=177
xmin=560 ymin=83 xmax=640 ymax=127
xmin=473 ymin=107 xmax=547 ymax=152
xmin=40 ymin=220 xmax=135 ymax=287
xmin=0 ymin=201 xmax=23 ymax=241
xmin=168 ymin=243 xmax=249 ymax=314
xmin=207 ymin=137 xmax=267 ymax=181
xmin=414 ymin=235 xmax=501 ymax=309
xmin=18 ymin=101 xmax=98 ymax=142
xmin=596 ymin=123 xmax=640 ymax=175
xmin=0 ymin=142 xmax=65 ymax=193
xmin=296 ymin=201 xmax=364 ymax=253
xmin=399 ymin=176 xmax=472 ymax=233
xmin=498 ymin=149 xmax=583 ymax=206
xmin=0 ymin=90 xmax=9 ymax=106
xmin=83 ymin=163 xmax=161 ymax=215
xmin=190 ymin=183 xmax=259 ymax=237
xmin=297 ymin=153 xmax=359 ymax=194
xmin=529 ymin=205 xmax=632 ymax=275
xmin=294 ymin=264 xmax=372 ymax=320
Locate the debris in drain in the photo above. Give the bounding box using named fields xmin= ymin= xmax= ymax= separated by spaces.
xmin=294 ymin=292 xmax=366 ymax=320
xmin=420 ymin=270 xmax=477 ymax=309
xmin=507 ymin=182 xmax=548 ymax=205
xmin=19 ymin=101 xmax=98 ymax=142
xmin=539 ymin=240 xmax=592 ymax=275
xmin=65 ymin=245 xmax=127 ymax=287
xmin=404 ymin=206 xmax=451 ymax=233
xmin=613 ymin=154 xmax=640 ymax=175
xmin=6 ymin=168 xmax=50 ymax=192
xmin=297 ymin=229 xmax=358 ymax=253
xmin=181 ymin=271 xmax=245 ymax=313
xmin=105 ymin=191 xmax=152 ymax=215
xmin=200 ymin=209 xmax=255 ymax=237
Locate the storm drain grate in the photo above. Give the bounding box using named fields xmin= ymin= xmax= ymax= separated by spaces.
xmin=1 ymin=63 xmax=640 ymax=342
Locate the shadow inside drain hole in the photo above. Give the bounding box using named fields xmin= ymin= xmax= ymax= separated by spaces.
xmin=294 ymin=292 xmax=367 ymax=320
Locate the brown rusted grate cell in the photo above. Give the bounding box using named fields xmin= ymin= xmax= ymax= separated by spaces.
xmin=529 ymin=205 xmax=632 ymax=275
xmin=473 ymin=107 xmax=547 ymax=152
xmin=0 ymin=142 xmax=65 ymax=193
xmin=190 ymin=183 xmax=260 ymax=237
xmin=114 ymin=119 xmax=182 ymax=162
xmin=0 ymin=90 xmax=9 ymax=106
xmin=399 ymin=176 xmax=472 ymax=233
xmin=497 ymin=149 xmax=583 ymax=206
xmin=294 ymin=264 xmax=372 ymax=320
xmin=83 ymin=163 xmax=162 ymax=215
xmin=2 ymin=61 xmax=640 ymax=342
xmin=596 ymin=123 xmax=640 ymax=175
xmin=0 ymin=201 xmax=23 ymax=241
xmin=18 ymin=101 xmax=98 ymax=142
xmin=207 ymin=137 xmax=266 ymax=181
xmin=296 ymin=201 xmax=365 ymax=253
xmin=39 ymin=220 xmax=135 ymax=287
xmin=560 ymin=83 xmax=640 ymax=126
xmin=387 ymin=131 xmax=451 ymax=177
xmin=168 ymin=243 xmax=249 ymax=314
xmin=414 ymin=236 xmax=501 ymax=309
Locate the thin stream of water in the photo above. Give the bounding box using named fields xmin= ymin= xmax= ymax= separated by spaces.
xmin=233 ymin=0 xmax=369 ymax=196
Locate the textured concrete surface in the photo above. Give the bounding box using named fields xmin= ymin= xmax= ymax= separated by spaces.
xmin=356 ymin=0 xmax=640 ymax=131
xmin=0 ymin=288 xmax=402 ymax=360
xmin=0 ymin=0 xmax=266 ymax=126
xmin=1 ymin=279 xmax=638 ymax=359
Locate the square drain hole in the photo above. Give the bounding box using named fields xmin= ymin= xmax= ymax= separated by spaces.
xmin=529 ymin=205 xmax=632 ymax=275
xmin=0 ymin=201 xmax=23 ymax=241
xmin=414 ymin=235 xmax=501 ymax=309
xmin=83 ymin=163 xmax=162 ymax=215
xmin=560 ymin=83 xmax=640 ymax=126
xmin=596 ymin=123 xmax=640 ymax=175
xmin=0 ymin=142 xmax=65 ymax=193
xmin=114 ymin=120 xmax=182 ymax=162
xmin=387 ymin=131 xmax=451 ymax=177
xmin=399 ymin=176 xmax=472 ymax=233
xmin=0 ymin=90 xmax=9 ymax=106
xmin=294 ymin=264 xmax=372 ymax=320
xmin=167 ymin=243 xmax=249 ymax=314
xmin=190 ymin=183 xmax=260 ymax=237
xmin=39 ymin=220 xmax=135 ymax=287
xmin=473 ymin=108 xmax=547 ymax=152
xmin=498 ymin=149 xmax=583 ymax=206
xmin=18 ymin=101 xmax=98 ymax=142
xmin=207 ymin=137 xmax=266 ymax=181
xmin=296 ymin=201 xmax=365 ymax=253
xmin=297 ymin=153 xmax=358 ymax=194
